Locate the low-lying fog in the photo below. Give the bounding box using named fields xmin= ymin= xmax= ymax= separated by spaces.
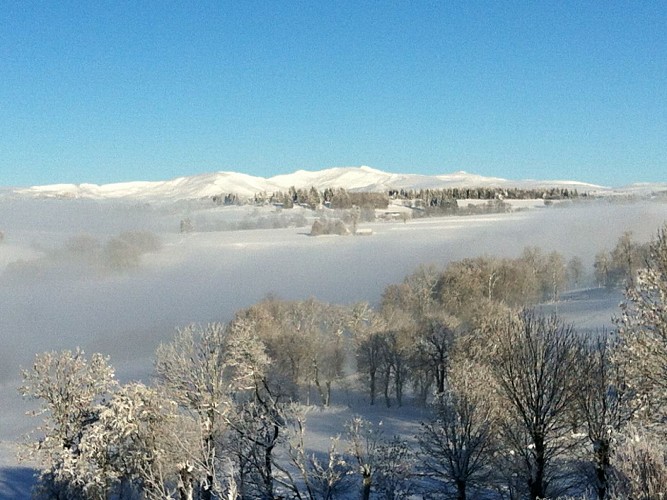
xmin=1 ymin=197 xmax=666 ymax=440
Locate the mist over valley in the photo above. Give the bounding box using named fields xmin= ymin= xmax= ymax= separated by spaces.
xmin=2 ymin=168 xmax=667 ymax=498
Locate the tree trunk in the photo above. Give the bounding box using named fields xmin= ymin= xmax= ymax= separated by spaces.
xmin=202 ymin=474 xmax=213 ymax=500
xmin=178 ymin=465 xmax=194 ymax=500
xmin=313 ymin=361 xmax=327 ymax=406
xmin=436 ymin=364 xmax=446 ymax=395
xmin=361 ymin=470 xmax=372 ymax=500
xmin=395 ymin=368 xmax=403 ymax=407
xmin=265 ymin=442 xmax=275 ymax=499
xmin=202 ymin=414 xmax=215 ymax=500
xmin=529 ymin=435 xmax=547 ymax=500
xmin=369 ymin=368 xmax=376 ymax=405
xmin=325 ymin=381 xmax=332 ymax=407
xmin=416 ymin=375 xmax=430 ymax=406
xmin=595 ymin=440 xmax=611 ymax=500
xmin=382 ymin=370 xmax=391 ymax=408
xmin=456 ymin=478 xmax=467 ymax=500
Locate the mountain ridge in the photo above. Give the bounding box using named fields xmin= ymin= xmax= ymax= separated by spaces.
xmin=9 ymin=166 xmax=661 ymax=201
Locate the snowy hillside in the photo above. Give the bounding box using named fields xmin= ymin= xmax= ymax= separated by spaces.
xmin=10 ymin=166 xmax=611 ymax=201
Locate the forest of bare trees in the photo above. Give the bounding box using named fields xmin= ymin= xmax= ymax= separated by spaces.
xmin=18 ymin=227 xmax=667 ymax=499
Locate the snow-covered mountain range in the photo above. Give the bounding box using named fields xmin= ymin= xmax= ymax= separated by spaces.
xmin=8 ymin=166 xmax=666 ymax=201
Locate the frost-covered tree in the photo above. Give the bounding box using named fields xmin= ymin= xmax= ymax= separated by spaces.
xmin=594 ymin=251 xmax=613 ymax=288
xmin=373 ymin=436 xmax=414 ymax=500
xmin=365 ymin=306 xmax=417 ymax=408
xmin=232 ymin=298 xmax=348 ymax=406
xmin=616 ymin=224 xmax=667 ymax=426
xmin=233 ymin=298 xmax=310 ymax=396
xmin=594 ymin=232 xmax=650 ymax=290
xmin=155 ymin=322 xmax=268 ymax=500
xmin=19 ymin=349 xmax=118 ymax=499
xmin=80 ymin=382 xmax=192 ymax=499
xmin=103 ymin=230 xmax=161 ymax=270
xmin=297 ymin=300 xmax=348 ymax=407
xmin=380 ymin=329 xmax=412 ymax=408
xmin=575 ymin=333 xmax=634 ymax=500
xmin=610 ymin=231 xmax=646 ymax=287
xmin=567 ymin=256 xmax=584 ymax=288
xmin=610 ymin=424 xmax=667 ymax=499
xmin=436 ymin=255 xmax=542 ymax=317
xmin=400 ymin=264 xmax=440 ymax=317
xmin=545 ymin=251 xmax=567 ymax=302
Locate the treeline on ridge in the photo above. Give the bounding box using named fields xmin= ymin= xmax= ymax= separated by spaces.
xmin=213 ymin=185 xmax=583 ymax=210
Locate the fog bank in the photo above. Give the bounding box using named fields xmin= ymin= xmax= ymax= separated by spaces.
xmin=1 ymin=198 xmax=666 ymax=439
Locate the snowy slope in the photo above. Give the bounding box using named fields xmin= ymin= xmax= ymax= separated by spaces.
xmin=15 ymin=172 xmax=282 ymax=201
xmin=6 ymin=165 xmax=628 ymax=201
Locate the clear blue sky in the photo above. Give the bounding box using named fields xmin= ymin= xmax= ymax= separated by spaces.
xmin=1 ymin=1 xmax=665 ymax=188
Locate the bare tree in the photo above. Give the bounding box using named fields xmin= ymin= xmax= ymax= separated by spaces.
xmin=346 ymin=417 xmax=413 ymax=500
xmin=490 ymin=311 xmax=583 ymax=499
xmin=413 ymin=314 xmax=457 ymax=396
xmin=594 ymin=251 xmax=613 ymax=288
xmin=228 ymin=379 xmax=285 ymax=499
xmin=284 ymin=407 xmax=351 ymax=500
xmin=418 ymin=377 xmax=496 ymax=500
xmin=575 ymin=332 xmax=634 ymax=499
xmin=350 ymin=303 xmax=387 ymax=406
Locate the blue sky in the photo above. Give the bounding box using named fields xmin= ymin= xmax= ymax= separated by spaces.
xmin=1 ymin=1 xmax=665 ymax=188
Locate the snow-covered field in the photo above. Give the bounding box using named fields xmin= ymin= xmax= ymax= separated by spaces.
xmin=1 ymin=196 xmax=666 ymax=496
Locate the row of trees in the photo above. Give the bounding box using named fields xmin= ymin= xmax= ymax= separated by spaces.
xmin=212 ymin=185 xmax=583 ymax=212
xmin=198 ymin=185 xmax=586 ymax=237
xmin=20 ymin=227 xmax=667 ymax=498
xmin=388 ymin=186 xmax=582 ymax=202
xmin=252 ymin=188 xmax=391 ymax=211
xmin=20 ymin=319 xmax=416 ymax=499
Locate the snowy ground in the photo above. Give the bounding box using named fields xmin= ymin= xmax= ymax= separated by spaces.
xmin=0 ymin=197 xmax=666 ymax=496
